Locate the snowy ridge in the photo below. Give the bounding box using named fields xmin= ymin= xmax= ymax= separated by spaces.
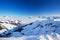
xmin=0 ymin=16 xmax=60 ymax=40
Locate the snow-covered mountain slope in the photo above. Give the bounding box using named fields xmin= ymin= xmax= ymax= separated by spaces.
xmin=0 ymin=16 xmax=60 ymax=40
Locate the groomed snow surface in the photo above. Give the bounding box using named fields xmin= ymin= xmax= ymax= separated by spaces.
xmin=0 ymin=16 xmax=60 ymax=40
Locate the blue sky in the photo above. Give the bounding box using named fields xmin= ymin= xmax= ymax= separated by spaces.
xmin=0 ymin=0 xmax=60 ymax=16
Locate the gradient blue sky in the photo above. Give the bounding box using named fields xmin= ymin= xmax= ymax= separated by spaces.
xmin=0 ymin=0 xmax=60 ymax=16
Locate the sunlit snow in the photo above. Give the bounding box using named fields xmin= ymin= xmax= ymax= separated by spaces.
xmin=0 ymin=16 xmax=60 ymax=40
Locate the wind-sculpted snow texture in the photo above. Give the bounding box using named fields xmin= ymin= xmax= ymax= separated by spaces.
xmin=0 ymin=17 xmax=60 ymax=40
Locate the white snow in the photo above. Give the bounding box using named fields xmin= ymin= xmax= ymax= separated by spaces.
xmin=0 ymin=16 xmax=60 ymax=40
xmin=39 ymin=35 xmax=47 ymax=40
xmin=54 ymin=19 xmax=60 ymax=21
xmin=0 ymin=29 xmax=7 ymax=34
xmin=1 ymin=23 xmax=17 ymax=30
xmin=23 ymin=20 xmax=40 ymax=30
xmin=56 ymin=33 xmax=60 ymax=40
